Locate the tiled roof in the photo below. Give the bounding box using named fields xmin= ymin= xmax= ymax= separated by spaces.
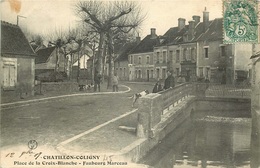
xmin=1 ymin=21 xmax=36 ymax=56
xmin=161 ymin=26 xmax=189 ymax=45
xmin=159 ymin=18 xmax=222 ymax=45
xmin=129 ymin=35 xmax=160 ymax=54
xmin=197 ymin=18 xmax=223 ymax=41
xmin=35 ymin=47 xmax=56 ymax=64
xmin=114 ymin=41 xmax=139 ymax=61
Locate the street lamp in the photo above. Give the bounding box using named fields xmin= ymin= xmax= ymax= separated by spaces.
xmin=17 ymin=15 xmax=26 ymax=26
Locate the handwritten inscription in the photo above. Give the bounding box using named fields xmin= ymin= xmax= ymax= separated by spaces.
xmin=6 ymin=150 xmax=42 ymax=160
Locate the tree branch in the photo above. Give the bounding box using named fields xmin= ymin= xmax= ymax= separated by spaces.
xmin=82 ymin=7 xmax=102 ymax=28
xmin=108 ymin=8 xmax=132 ymax=23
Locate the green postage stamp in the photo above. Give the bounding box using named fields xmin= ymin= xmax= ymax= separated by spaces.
xmin=223 ymin=0 xmax=259 ymax=43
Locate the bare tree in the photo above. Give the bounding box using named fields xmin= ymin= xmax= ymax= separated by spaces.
xmin=75 ymin=1 xmax=145 ymax=87
xmin=44 ymin=27 xmax=68 ymax=74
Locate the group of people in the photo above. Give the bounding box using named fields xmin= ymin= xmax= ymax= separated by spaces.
xmin=152 ymin=70 xmax=175 ymax=93
xmin=93 ymin=71 xmax=119 ymax=92
xmin=93 ymin=70 xmax=175 ymax=93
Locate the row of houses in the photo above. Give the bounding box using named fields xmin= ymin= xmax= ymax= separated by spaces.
xmin=0 ymin=8 xmax=257 ymax=101
xmin=113 ymin=8 xmax=259 ymax=84
xmin=1 ymin=21 xmax=92 ymax=101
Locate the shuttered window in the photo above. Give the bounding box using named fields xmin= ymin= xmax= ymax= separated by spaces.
xmin=3 ymin=64 xmax=16 ymax=88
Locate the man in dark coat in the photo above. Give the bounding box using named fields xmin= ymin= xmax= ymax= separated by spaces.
xmin=94 ymin=71 xmax=102 ymax=92
xmin=152 ymin=79 xmax=163 ymax=93
xmin=164 ymin=70 xmax=175 ymax=90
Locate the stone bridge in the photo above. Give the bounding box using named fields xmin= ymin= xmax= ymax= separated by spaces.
xmin=125 ymin=83 xmax=259 ymax=162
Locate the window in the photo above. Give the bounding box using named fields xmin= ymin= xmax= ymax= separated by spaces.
xmin=138 ymin=56 xmax=142 ymax=64
xmin=162 ymin=68 xmax=166 ymax=79
xmin=204 ymin=47 xmax=209 ymax=58
xmin=123 ymin=68 xmax=126 ymax=77
xmin=138 ymin=70 xmax=142 ymax=78
xmin=163 ymin=51 xmax=167 ymax=63
xmin=169 ymin=51 xmax=173 ymax=62
xmin=120 ymin=68 xmax=122 ymax=77
xmin=3 ymin=64 xmax=16 ymax=88
xmin=220 ymin=46 xmax=226 ymax=56
xmin=129 ymin=55 xmax=133 ymax=64
xmin=183 ymin=49 xmax=187 ymax=61
xmin=135 ymin=70 xmax=138 ymax=79
xmin=199 ymin=67 xmax=203 ymax=77
xmin=176 ymin=50 xmax=180 ymax=63
xmin=146 ymin=56 xmax=150 ymax=64
xmin=151 ymin=70 xmax=154 ymax=79
xmin=156 ymin=52 xmax=160 ymax=63
xmin=187 ymin=49 xmax=191 ymax=60
xmin=191 ymin=48 xmax=196 ymax=61
xmin=206 ymin=67 xmax=210 ymax=79
xmin=156 ymin=69 xmax=160 ymax=79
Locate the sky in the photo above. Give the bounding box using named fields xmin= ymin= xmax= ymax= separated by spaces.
xmin=0 ymin=0 xmax=223 ymax=39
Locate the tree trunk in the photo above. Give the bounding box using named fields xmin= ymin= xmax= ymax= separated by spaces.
xmin=95 ymin=31 xmax=105 ymax=74
xmin=55 ymin=47 xmax=59 ymax=72
xmin=77 ymin=51 xmax=80 ymax=82
xmin=92 ymin=51 xmax=95 ymax=84
xmin=102 ymin=42 xmax=107 ymax=83
xmin=70 ymin=53 xmax=73 ymax=80
xmin=107 ymin=31 xmax=113 ymax=89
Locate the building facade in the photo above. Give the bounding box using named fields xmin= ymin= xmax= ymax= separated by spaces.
xmin=128 ymin=8 xmax=257 ymax=84
xmin=1 ymin=21 xmax=36 ymax=101
xmin=128 ymin=28 xmax=160 ymax=81
xmin=114 ymin=40 xmax=140 ymax=81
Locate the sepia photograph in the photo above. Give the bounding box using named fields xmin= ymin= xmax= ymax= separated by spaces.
xmin=0 ymin=0 xmax=260 ymax=167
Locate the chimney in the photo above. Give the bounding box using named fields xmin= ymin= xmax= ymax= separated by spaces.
xmin=188 ymin=20 xmax=195 ymax=41
xmin=192 ymin=15 xmax=201 ymax=26
xmin=203 ymin=7 xmax=209 ymax=32
xmin=178 ymin=18 xmax=186 ymax=31
xmin=150 ymin=28 xmax=157 ymax=39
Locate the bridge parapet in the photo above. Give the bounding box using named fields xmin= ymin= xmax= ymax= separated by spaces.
xmin=158 ymin=83 xmax=195 ymax=113
xmin=137 ymin=83 xmax=195 ymax=138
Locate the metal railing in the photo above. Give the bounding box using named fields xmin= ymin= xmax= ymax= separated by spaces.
xmin=203 ymin=83 xmax=251 ymax=98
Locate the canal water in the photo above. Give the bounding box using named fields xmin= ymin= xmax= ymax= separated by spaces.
xmin=140 ymin=110 xmax=259 ymax=168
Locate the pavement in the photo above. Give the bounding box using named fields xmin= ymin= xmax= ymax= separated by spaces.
xmin=1 ymin=81 xmax=155 ymax=168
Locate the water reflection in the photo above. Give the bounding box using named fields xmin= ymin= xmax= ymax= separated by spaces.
xmin=140 ymin=114 xmax=259 ymax=168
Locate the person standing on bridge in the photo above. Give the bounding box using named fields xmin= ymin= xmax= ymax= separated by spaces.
xmin=152 ymin=78 xmax=163 ymax=93
xmin=164 ymin=70 xmax=175 ymax=90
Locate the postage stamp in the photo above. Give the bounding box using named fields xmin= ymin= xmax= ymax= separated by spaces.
xmin=223 ymin=0 xmax=258 ymax=43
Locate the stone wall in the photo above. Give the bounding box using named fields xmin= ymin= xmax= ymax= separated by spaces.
xmin=35 ymin=82 xmax=79 ymax=94
xmin=251 ymin=58 xmax=260 ymax=167
xmin=132 ymin=94 xmax=251 ymax=162
xmin=251 ymin=108 xmax=260 ymax=167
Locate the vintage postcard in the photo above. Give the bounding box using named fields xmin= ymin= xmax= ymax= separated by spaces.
xmin=1 ymin=0 xmax=260 ymax=168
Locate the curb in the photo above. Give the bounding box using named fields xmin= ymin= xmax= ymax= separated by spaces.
xmin=1 ymin=85 xmax=131 ymax=108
